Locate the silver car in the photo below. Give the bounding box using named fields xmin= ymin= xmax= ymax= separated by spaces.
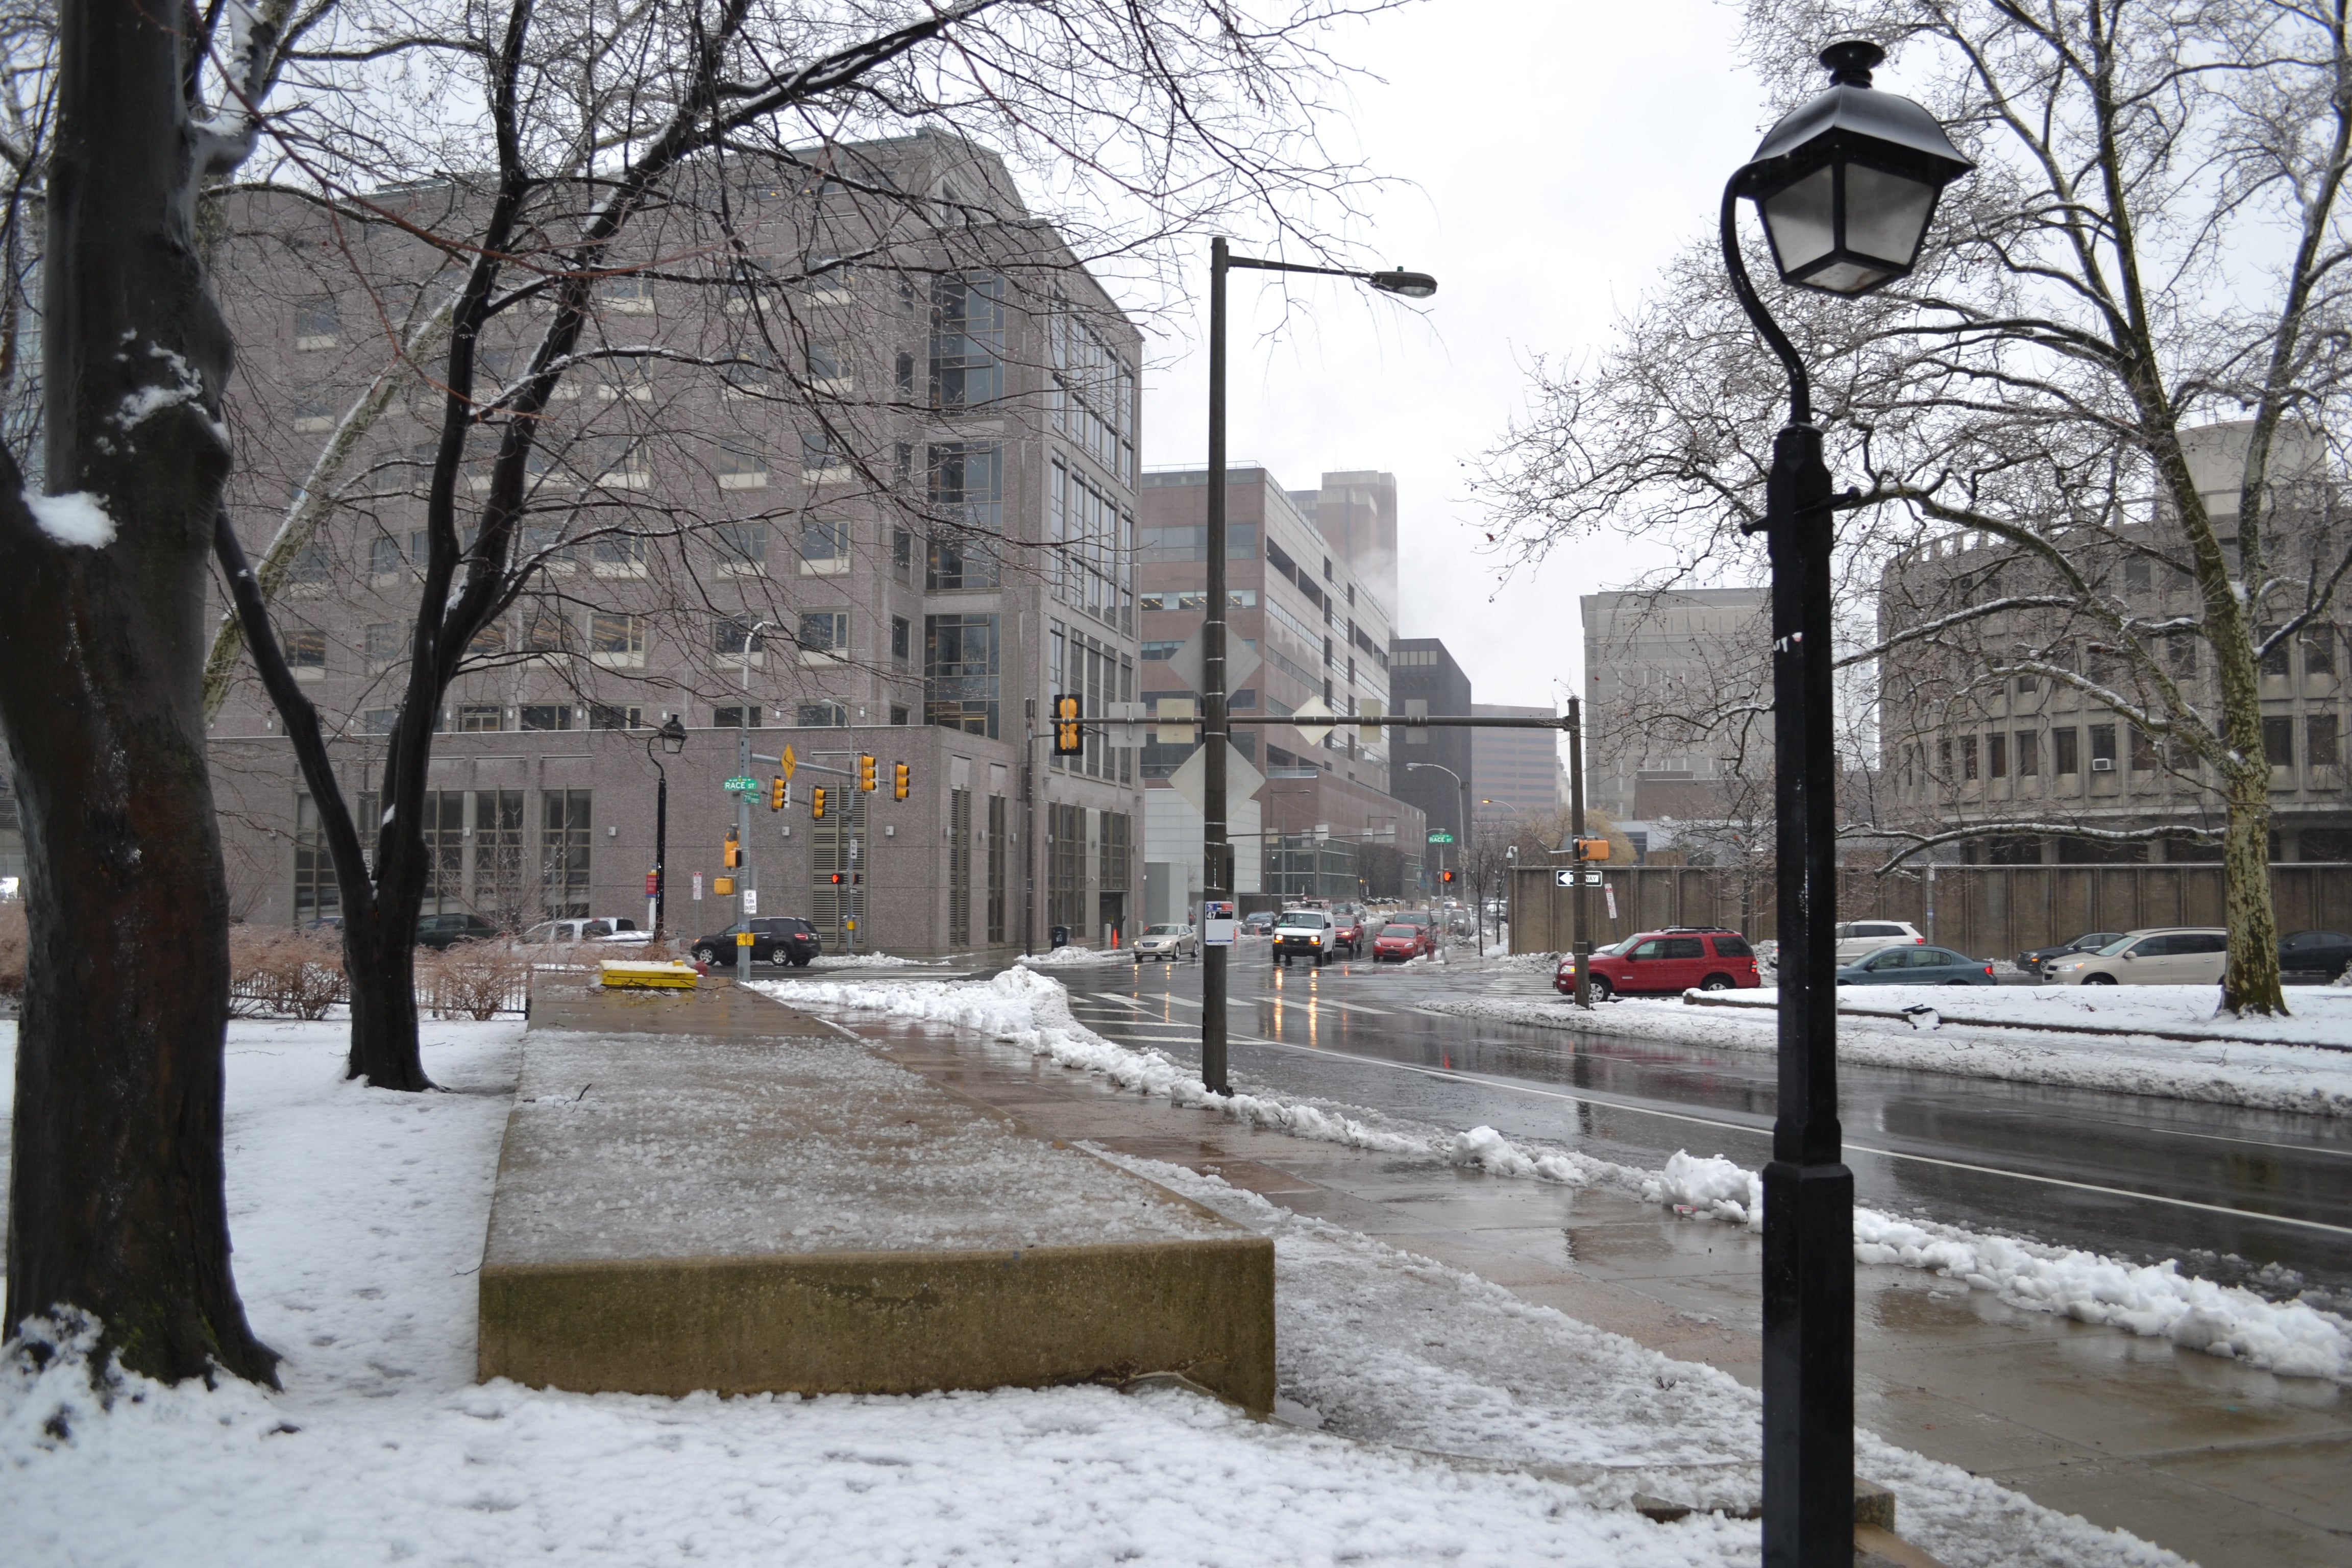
xmin=2047 ymin=927 xmax=2227 ymax=986
xmin=1131 ymin=923 xmax=1197 ymax=962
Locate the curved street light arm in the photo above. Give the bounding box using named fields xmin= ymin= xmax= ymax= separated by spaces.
xmin=1721 ymin=164 xmax=1812 ymax=430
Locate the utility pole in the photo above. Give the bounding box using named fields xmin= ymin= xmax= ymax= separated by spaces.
xmin=736 ymin=623 xmax=764 ymax=986
xmin=1568 ymin=695 xmax=1591 ymax=1008
xmin=1201 ymin=237 xmax=1231 ymax=1095
xmin=1023 ymin=697 xmax=1038 ymax=956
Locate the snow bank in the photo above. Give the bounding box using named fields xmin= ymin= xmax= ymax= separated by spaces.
xmin=1016 ymin=944 xmax=1132 ymax=967
xmin=1417 ymin=989 xmax=2352 ymax=1118
xmin=805 ymin=951 xmax=944 ymax=969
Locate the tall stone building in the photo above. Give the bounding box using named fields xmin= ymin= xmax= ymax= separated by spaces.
xmin=1389 ymin=638 xmax=1473 ymax=884
xmin=1471 ymin=704 xmax=1567 ymax=822
xmin=1579 ymin=589 xmax=1771 ymax=824
xmin=205 ymin=132 xmax=1145 ymax=953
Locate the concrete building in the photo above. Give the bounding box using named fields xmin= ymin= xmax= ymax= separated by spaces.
xmin=1580 ymin=590 xmax=1771 ymax=824
xmin=1389 ymin=637 xmax=1473 ymax=884
xmin=1877 ymin=422 xmax=2348 ymax=863
xmin=1134 ymin=467 xmax=1424 ymax=912
xmin=1288 ymin=471 xmax=1399 ymax=640
xmin=1471 ymin=703 xmax=1567 ymax=823
xmin=203 ymin=133 xmax=1145 ymax=953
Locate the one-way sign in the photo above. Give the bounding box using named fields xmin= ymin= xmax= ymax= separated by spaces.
xmin=1555 ymin=869 xmax=1601 ymax=887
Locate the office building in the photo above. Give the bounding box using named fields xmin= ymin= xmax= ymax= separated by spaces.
xmin=1389 ymin=637 xmax=1473 ymax=883
xmin=1580 ymin=590 xmax=1772 ymax=824
xmin=1471 ymin=704 xmax=1567 ymax=822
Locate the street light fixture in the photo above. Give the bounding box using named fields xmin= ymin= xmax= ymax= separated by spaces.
xmin=1198 ymin=238 xmax=1436 ymax=1095
xmin=1723 ymin=40 xmax=1971 ymax=1568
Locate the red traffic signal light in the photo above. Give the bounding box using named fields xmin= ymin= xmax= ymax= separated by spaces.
xmin=1440 ymin=868 xmax=1454 ymax=884
xmin=1051 ymin=693 xmax=1084 ymax=755
xmin=829 ymin=872 xmax=845 ymax=885
xmin=892 ymin=761 xmax=910 ymax=800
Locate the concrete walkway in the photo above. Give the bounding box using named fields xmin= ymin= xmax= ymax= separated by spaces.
xmin=847 ymin=1009 xmax=2350 ymax=1568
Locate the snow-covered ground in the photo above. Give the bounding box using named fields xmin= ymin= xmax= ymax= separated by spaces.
xmin=774 ymin=972 xmax=2351 ymax=1383
xmin=1418 ymin=985 xmax=2352 ymax=1118
xmin=1015 ymin=942 xmax=1135 ymax=968
xmin=0 ymin=1017 xmax=2180 ymax=1566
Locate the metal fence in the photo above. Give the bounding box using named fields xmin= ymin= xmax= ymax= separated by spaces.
xmin=1508 ymin=862 xmax=2352 ymax=960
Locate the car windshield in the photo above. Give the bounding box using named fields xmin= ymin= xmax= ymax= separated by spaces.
xmin=1144 ymin=925 xmax=1181 ymax=936
xmin=1276 ymin=914 xmax=1325 ymax=927
xmin=2095 ymin=935 xmax=2139 ymax=957
xmin=1382 ymin=925 xmax=1418 ymax=937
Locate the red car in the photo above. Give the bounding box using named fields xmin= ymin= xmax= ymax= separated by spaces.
xmin=1329 ymin=906 xmax=1366 ymax=958
xmin=1373 ymin=921 xmax=1435 ymax=962
xmin=1559 ymin=927 xmax=1759 ymax=999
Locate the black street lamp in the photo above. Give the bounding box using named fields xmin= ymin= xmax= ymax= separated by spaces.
xmin=1199 ymin=239 xmax=1435 ymax=1094
xmin=1723 ymin=41 xmax=1970 ymax=1567
xmin=647 ymin=715 xmax=688 ymax=940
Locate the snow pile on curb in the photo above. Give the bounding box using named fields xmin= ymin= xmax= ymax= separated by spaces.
xmin=1015 ymin=944 xmax=1132 ymax=967
xmin=807 ymin=952 xmax=945 ymax=970
xmin=1414 ymin=989 xmax=2352 ymax=1117
xmin=769 ymin=969 xmax=1429 ymax=1155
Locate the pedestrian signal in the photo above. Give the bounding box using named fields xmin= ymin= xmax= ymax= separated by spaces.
xmin=811 ymin=786 xmax=827 ymax=820
xmin=1575 ymin=837 xmax=1610 ymax=861
xmin=892 ymin=761 xmax=910 ymax=800
xmin=769 ymin=776 xmax=788 ymax=811
xmin=1440 ymin=868 xmax=1455 ymax=884
xmin=1051 ymin=693 xmax=1084 ymax=755
xmin=723 ymin=830 xmax=741 ymax=869
xmin=828 ymin=872 xmax=846 ymax=886
xmin=858 ymin=753 xmax=877 ymax=792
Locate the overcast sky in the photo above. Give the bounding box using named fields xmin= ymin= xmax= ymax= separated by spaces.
xmin=1134 ymin=0 xmax=1770 ymax=719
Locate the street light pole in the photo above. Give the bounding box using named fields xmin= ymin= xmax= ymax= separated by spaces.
xmin=1567 ymin=695 xmax=1591 ymax=1007
xmin=1718 ymin=42 xmax=1971 ymax=1566
xmin=645 ymin=716 xmax=687 ymax=941
xmin=1405 ymin=760 xmax=1466 ymax=951
xmin=1200 ymin=240 xmax=1435 ymax=1093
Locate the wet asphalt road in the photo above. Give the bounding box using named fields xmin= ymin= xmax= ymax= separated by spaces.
xmin=1046 ymin=943 xmax=2352 ymax=1307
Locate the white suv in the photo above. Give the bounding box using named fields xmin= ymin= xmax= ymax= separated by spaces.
xmin=2047 ymin=928 xmax=2227 ymax=986
xmin=1832 ymin=920 xmax=1925 ymax=966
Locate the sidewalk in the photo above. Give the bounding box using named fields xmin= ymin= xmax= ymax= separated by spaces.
xmin=851 ymin=1009 xmax=2351 ymax=1568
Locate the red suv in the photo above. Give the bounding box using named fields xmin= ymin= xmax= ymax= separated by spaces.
xmin=1560 ymin=928 xmax=1759 ymax=999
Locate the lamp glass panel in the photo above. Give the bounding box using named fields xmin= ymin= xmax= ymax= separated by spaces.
xmin=1803 ymin=258 xmax=1896 ymax=294
xmin=1760 ymin=165 xmax=1836 ymax=273
xmin=1844 ymin=164 xmax=1937 ymax=268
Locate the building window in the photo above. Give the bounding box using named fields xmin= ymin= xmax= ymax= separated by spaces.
xmin=294 ymin=297 xmax=339 ymax=349
xmin=2131 ymin=726 xmax=2161 ymax=771
xmin=2016 ymin=730 xmax=2038 ymax=775
xmin=929 ymin=272 xmax=1004 ymax=408
xmin=895 ymin=352 xmax=914 ymax=396
xmin=2089 ymin=723 xmax=2117 ymax=767
xmin=293 ymin=394 xmax=333 ymax=433
xmin=457 ymin=704 xmax=504 ymax=731
xmin=714 ymin=706 xmax=762 ymax=728
xmin=798 ymin=610 xmax=848 ymax=662
xmin=523 ymin=605 xmax=575 ymax=654
xmin=1987 ymin=733 xmax=2006 ymax=778
xmin=891 ymin=615 xmax=911 ymax=668
xmin=365 ymin=622 xmax=403 ymax=666
xmin=2054 ymin=726 xmax=2080 ymax=774
xmin=362 ymin=708 xmax=398 ymax=734
xmin=589 ymin=612 xmax=645 ymax=664
xmin=2306 ymin=626 xmax=2338 ymax=677
xmin=293 ymin=793 xmax=338 ymax=921
xmin=807 ymin=339 xmax=851 ymax=391
xmin=801 ymin=428 xmax=849 ymax=479
xmin=1047 ymin=802 xmax=1085 ymax=934
xmin=892 ymin=527 xmax=913 ymax=582
xmin=541 ymin=789 xmax=592 ymax=919
xmin=2259 ymin=624 xmax=2289 ymax=677
xmin=713 ymin=615 xmax=764 ymax=655
xmin=717 ymin=437 xmax=768 ymax=489
xmin=520 ymin=704 xmax=574 ymax=731
xmin=588 ymin=705 xmax=644 ymax=730
xmin=591 ymin=530 xmax=647 ymax=571
xmin=799 ymin=516 xmax=850 ymax=575
xmin=2124 ymin=556 xmax=2152 ymax=591
xmin=796 ymin=701 xmax=847 ymax=728
xmin=927 ymin=443 xmax=1002 ymax=589
xmin=594 ymin=276 xmax=654 ymax=314
xmin=285 ymin=626 xmax=327 ymax=671
xmin=2263 ymin=715 xmax=2294 ymax=768
xmin=597 ymin=353 xmax=653 ymax=400
xmin=891 ymin=704 xmax=910 ymax=726
xmin=714 ymin=520 xmax=767 ymax=567
xmin=986 ymin=795 xmax=1008 ymax=944
xmin=949 ymin=787 xmax=972 ymax=947
xmin=588 ymin=435 xmax=649 ymax=489
xmin=2310 ymin=713 xmax=2341 ymax=768
xmin=925 ymin=613 xmax=1000 ymax=738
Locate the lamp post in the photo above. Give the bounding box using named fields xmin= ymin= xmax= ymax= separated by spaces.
xmin=1405 ymin=760 xmax=1467 ymax=951
xmin=645 ymin=715 xmax=688 ymax=940
xmin=1722 ymin=41 xmax=1970 ymax=1567
xmin=1200 ymin=239 xmax=1434 ymax=1095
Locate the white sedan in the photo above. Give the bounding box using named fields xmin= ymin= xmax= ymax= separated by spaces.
xmin=1131 ymin=923 xmax=1198 ymax=962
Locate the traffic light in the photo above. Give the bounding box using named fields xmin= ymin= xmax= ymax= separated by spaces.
xmin=1051 ymin=693 xmax=1084 ymax=755
xmin=1575 ymin=837 xmax=1611 ymax=862
xmin=828 ymin=871 xmax=845 ymax=886
xmin=769 ymin=776 xmax=788 ymax=811
xmin=811 ymin=786 xmax=827 ymax=820
xmin=1440 ymin=868 xmax=1455 ymax=885
xmin=722 ymin=829 xmax=741 ymax=869
xmin=857 ymin=753 xmax=877 ymax=792
xmin=892 ymin=761 xmax=910 ymax=800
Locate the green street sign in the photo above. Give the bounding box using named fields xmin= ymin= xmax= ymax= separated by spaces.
xmin=724 ymin=776 xmax=759 ymax=793
xmin=1427 ymin=830 xmax=1455 ymax=844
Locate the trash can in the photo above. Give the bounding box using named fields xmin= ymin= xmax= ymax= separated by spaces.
xmin=1049 ymin=925 xmax=1070 ymax=948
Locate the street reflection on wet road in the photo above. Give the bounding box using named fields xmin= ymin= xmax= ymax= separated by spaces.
xmin=1067 ymin=947 xmax=2352 ymax=1302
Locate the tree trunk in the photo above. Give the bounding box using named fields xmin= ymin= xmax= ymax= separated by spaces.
xmin=2219 ymin=753 xmax=2286 ymax=1015
xmin=345 ymin=910 xmax=430 ymax=1091
xmin=0 ymin=0 xmax=275 ymax=1383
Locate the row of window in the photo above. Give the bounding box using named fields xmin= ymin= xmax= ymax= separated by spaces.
xmin=1050 ymin=620 xmax=1136 ymax=786
xmin=1906 ymin=713 xmax=2343 ymax=788
xmin=1049 ymin=457 xmax=1135 ymax=633
xmin=293 ymin=788 xmax=592 ymax=922
xmin=1050 ymin=303 xmax=1136 ymax=485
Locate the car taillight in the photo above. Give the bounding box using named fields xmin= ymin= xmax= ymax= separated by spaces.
xmin=1984 ymin=965 xmax=1994 ymax=976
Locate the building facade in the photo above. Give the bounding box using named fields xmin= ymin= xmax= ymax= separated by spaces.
xmin=205 ymin=133 xmax=1145 ymax=952
xmin=1471 ymin=703 xmax=1567 ymax=823
xmin=1134 ymin=467 xmax=1425 ymax=912
xmin=1388 ymin=637 xmax=1473 ymax=884
xmin=1876 ymin=423 xmax=2348 ymax=863
xmin=1580 ymin=589 xmax=1771 ymax=824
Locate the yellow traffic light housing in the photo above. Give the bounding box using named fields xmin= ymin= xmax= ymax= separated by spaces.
xmin=769 ymin=776 xmax=788 ymax=811
xmin=1576 ymin=837 xmax=1610 ymax=862
xmin=1051 ymin=693 xmax=1084 ymax=755
xmin=892 ymin=761 xmax=910 ymax=800
xmin=811 ymin=785 xmax=826 ymax=820
xmin=722 ymin=829 xmax=741 ymax=868
xmin=857 ymin=753 xmax=877 ymax=792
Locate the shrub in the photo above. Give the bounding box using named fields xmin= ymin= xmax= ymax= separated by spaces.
xmin=0 ymin=899 xmax=26 ymax=1001
xmin=418 ymin=940 xmax=528 ymax=1019
xmin=228 ymin=926 xmax=347 ymax=1019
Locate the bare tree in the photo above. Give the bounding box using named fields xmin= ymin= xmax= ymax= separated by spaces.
xmin=1477 ymin=0 xmax=2350 ymax=1014
xmin=0 ymin=0 xmax=302 ymax=1384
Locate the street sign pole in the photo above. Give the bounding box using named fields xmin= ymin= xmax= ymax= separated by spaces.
xmin=1200 ymin=236 xmax=1231 ymax=1096
xmin=1569 ymin=695 xmax=1592 ymax=1008
xmin=736 ymin=718 xmax=751 ymax=987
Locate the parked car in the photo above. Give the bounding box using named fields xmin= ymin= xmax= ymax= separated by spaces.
xmin=1391 ymin=909 xmax=1436 ymax=937
xmin=1132 ymin=923 xmax=1198 ymax=962
xmin=521 ymin=917 xmax=649 ymax=946
xmin=1242 ymin=911 xmax=1278 ymax=936
xmin=1581 ymin=928 xmax=1760 ymax=1000
xmin=2015 ymin=931 xmax=2125 ymax=978
xmin=1831 ymin=920 xmax=1926 ymax=965
xmin=1327 ymin=906 xmax=1366 ymax=958
xmin=1551 ymin=936 xmax=1640 ymax=993
xmin=2047 ymin=927 xmax=2227 ymax=986
xmin=2279 ymin=929 xmax=2352 ymax=980
xmin=1272 ymin=909 xmax=1337 ymax=965
xmin=1373 ymin=922 xmax=1436 ymax=962
xmin=691 ymin=916 xmax=821 ymax=967
xmin=415 ymin=912 xmax=501 ymax=950
xmin=1835 ymin=946 xmax=1997 ymax=986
